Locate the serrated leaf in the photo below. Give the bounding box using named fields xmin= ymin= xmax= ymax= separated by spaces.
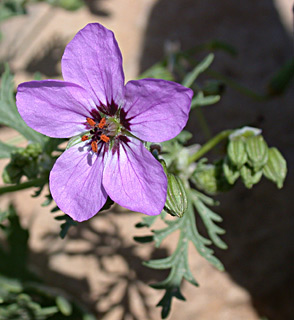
xmin=182 ymin=54 xmax=214 ymax=88
xmin=192 ymin=194 xmax=227 ymax=249
xmin=144 ymin=253 xmax=176 ymax=270
xmin=153 ymin=218 xmax=183 ymax=248
xmin=54 ymin=215 xmax=78 ymax=239
xmin=263 ymin=147 xmax=287 ymax=188
xmin=0 ymin=64 xmax=46 ymax=145
xmin=186 ymin=202 xmax=224 ymax=270
xmin=191 ymin=189 xmax=219 ymax=206
xmin=150 ymin=241 xmax=196 ymax=319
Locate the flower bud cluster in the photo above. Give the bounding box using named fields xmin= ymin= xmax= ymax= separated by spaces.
xmin=192 ymin=127 xmax=287 ymax=193
xmin=2 ymin=143 xmax=43 ymax=184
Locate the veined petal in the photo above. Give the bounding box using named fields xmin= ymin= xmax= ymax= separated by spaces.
xmin=16 ymin=80 xmax=94 ymax=138
xmin=62 ymin=23 xmax=125 ymax=108
xmin=103 ymin=137 xmax=167 ymax=215
xmin=49 ymin=143 xmax=108 ymax=222
xmin=122 ymin=79 xmax=193 ymax=142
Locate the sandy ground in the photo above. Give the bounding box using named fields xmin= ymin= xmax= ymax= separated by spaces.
xmin=0 ymin=0 xmax=294 ymax=319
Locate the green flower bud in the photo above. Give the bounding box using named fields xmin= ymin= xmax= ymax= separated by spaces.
xmin=240 ymin=165 xmax=262 ymax=189
xmin=193 ymin=164 xmax=218 ymax=194
xmin=2 ymin=143 xmax=43 ymax=184
xmin=263 ymin=147 xmax=287 ymax=188
xmin=227 ymin=138 xmax=247 ymax=169
xmin=223 ymin=157 xmax=240 ymax=184
xmin=24 ymin=143 xmax=42 ymax=158
xmin=161 ymin=160 xmax=187 ymax=218
xmin=245 ymin=135 xmax=268 ymax=171
xmin=2 ymin=163 xmax=23 ymax=184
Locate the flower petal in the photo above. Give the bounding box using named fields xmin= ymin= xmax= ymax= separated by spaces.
xmin=17 ymin=80 xmax=94 ymax=138
xmin=122 ymin=79 xmax=193 ymax=142
xmin=49 ymin=143 xmax=108 ymax=222
xmin=62 ymin=23 xmax=125 ymax=107
xmin=103 ymin=137 xmax=167 ymax=215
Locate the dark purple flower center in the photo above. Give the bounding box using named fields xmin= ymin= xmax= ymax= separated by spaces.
xmin=80 ymin=102 xmax=134 ymax=155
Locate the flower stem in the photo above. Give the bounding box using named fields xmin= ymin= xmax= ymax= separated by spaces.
xmin=188 ymin=129 xmax=233 ymax=164
xmin=0 ymin=178 xmax=46 ymax=196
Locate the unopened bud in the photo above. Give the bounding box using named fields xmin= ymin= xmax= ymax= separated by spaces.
xmin=240 ymin=165 xmax=262 ymax=189
xmin=263 ymin=147 xmax=287 ymax=188
xmin=245 ymin=135 xmax=268 ymax=171
xmin=227 ymin=138 xmax=247 ymax=169
xmin=223 ymin=157 xmax=240 ymax=184
xmin=161 ymin=160 xmax=187 ymax=218
xmin=193 ymin=164 xmax=218 ymax=194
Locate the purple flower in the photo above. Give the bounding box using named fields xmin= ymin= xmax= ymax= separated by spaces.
xmin=16 ymin=23 xmax=193 ymax=222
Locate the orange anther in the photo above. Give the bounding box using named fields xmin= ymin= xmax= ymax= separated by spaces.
xmin=98 ymin=117 xmax=106 ymax=129
xmin=81 ymin=135 xmax=88 ymax=141
xmin=91 ymin=141 xmax=98 ymax=153
xmin=86 ymin=117 xmax=96 ymax=127
xmin=101 ymin=134 xmax=110 ymax=143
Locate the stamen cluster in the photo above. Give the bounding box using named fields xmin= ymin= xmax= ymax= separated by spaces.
xmin=82 ymin=116 xmax=118 ymax=153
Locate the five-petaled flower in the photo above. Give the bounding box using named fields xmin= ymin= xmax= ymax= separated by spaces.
xmin=16 ymin=23 xmax=193 ymax=222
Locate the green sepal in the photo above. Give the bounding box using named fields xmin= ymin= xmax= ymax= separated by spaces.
xmin=263 ymin=147 xmax=287 ymax=188
xmin=245 ymin=135 xmax=268 ymax=171
xmin=161 ymin=160 xmax=188 ymax=218
xmin=240 ymin=165 xmax=263 ymax=188
xmin=223 ymin=157 xmax=240 ymax=184
xmin=164 ymin=174 xmax=187 ymax=218
xmin=227 ymin=138 xmax=247 ymax=168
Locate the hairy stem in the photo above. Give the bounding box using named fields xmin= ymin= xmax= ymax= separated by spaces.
xmin=0 ymin=178 xmax=46 ymax=195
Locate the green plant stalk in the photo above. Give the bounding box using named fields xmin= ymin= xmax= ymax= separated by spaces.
xmin=0 ymin=178 xmax=46 ymax=195
xmin=188 ymin=129 xmax=233 ymax=164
